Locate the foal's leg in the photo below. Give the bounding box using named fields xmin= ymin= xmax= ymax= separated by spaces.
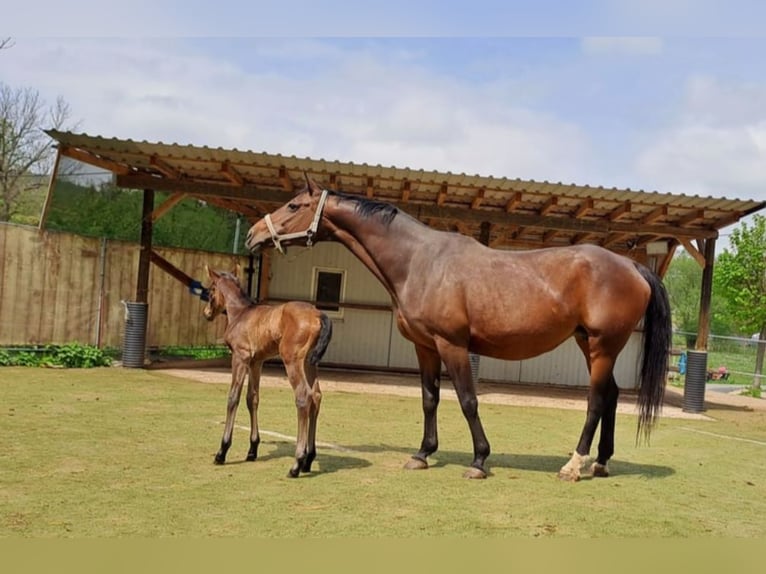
xmin=245 ymin=360 xmax=263 ymax=461
xmin=301 ymin=361 xmax=322 ymax=473
xmin=435 ymin=339 xmax=490 ymax=479
xmin=404 ymin=344 xmax=442 ymax=471
xmin=559 ymin=337 xmax=618 ymax=481
xmin=214 ymin=355 xmax=248 ymax=465
xmin=284 ymin=357 xmax=312 ymax=478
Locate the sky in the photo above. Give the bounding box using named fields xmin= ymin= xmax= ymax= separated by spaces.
xmin=2 ymin=1 xmax=766 ymax=236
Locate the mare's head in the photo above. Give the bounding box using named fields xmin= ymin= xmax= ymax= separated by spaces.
xmin=202 ymin=265 xmax=240 ymax=320
xmin=245 ymin=175 xmax=328 ymax=254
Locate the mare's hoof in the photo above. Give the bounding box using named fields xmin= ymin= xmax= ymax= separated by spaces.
xmin=463 ymin=467 xmax=487 ymax=479
xmin=591 ymin=462 xmax=610 ymax=478
xmin=404 ymin=457 xmax=429 ymax=470
xmin=557 ymin=469 xmax=581 ymax=482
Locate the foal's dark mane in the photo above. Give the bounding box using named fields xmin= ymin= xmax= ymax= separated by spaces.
xmin=332 ymin=190 xmax=398 ymax=227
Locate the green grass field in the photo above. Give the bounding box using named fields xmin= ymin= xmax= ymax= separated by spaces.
xmin=1 ymin=367 xmax=765 ymax=538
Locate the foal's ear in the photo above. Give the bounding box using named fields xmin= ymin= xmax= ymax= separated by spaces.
xmin=205 ymin=265 xmax=219 ymax=280
xmin=232 ymin=262 xmax=241 ymax=278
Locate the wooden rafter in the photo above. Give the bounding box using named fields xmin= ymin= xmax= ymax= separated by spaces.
xmin=401 ymin=179 xmax=411 ymax=203
xmin=608 ymin=201 xmax=631 ymax=221
xmin=220 ymin=160 xmax=245 ymax=186
xmin=678 ymin=208 xmax=705 ymax=227
xmin=602 ymin=232 xmax=627 ymax=248
xmin=151 ymin=192 xmax=187 ymax=221
xmin=571 ymin=232 xmax=593 ymax=244
xmin=640 ymin=205 xmax=667 ymax=224
xmin=680 ymin=238 xmax=706 ymax=267
xmin=505 ymin=192 xmax=522 ymax=212
xmin=437 ymin=183 xmax=448 ymax=206
xmin=150 ymin=154 xmax=180 ymax=178
xmin=59 ymin=145 xmax=130 ymax=175
xmin=543 ymin=229 xmax=559 ymax=244
xmin=279 ymin=167 xmax=294 ymax=193
xmin=539 ymin=196 xmax=557 ymax=216
xmin=574 ymin=198 xmax=593 ymax=218
xmin=471 ymin=188 xmax=486 ymax=210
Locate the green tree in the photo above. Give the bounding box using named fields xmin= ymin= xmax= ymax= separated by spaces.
xmin=715 ymin=215 xmax=766 ymax=390
xmin=664 ymin=252 xmax=737 ymax=346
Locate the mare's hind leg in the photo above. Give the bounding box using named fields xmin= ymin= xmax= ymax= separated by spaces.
xmin=245 ymin=360 xmax=263 ymax=461
xmin=559 ymin=335 xmax=619 ymax=481
xmin=301 ymin=362 xmax=322 ymax=473
xmin=404 ymin=344 xmax=442 ymax=471
xmin=284 ymin=357 xmax=312 ymax=478
xmin=215 ymin=355 xmax=248 ymax=465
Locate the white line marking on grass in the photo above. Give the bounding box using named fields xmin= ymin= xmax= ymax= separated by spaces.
xmin=678 ymin=426 xmax=766 ymax=446
xmin=218 ymin=422 xmax=359 ymax=453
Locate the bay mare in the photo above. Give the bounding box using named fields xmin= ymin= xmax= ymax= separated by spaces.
xmin=203 ymin=266 xmax=333 ymax=477
xmin=245 ymin=177 xmax=671 ymax=480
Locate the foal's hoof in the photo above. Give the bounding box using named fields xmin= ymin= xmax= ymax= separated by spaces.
xmin=463 ymin=467 xmax=487 ymax=480
xmin=404 ymin=457 xmax=429 ymax=470
xmin=590 ymin=462 xmax=610 ymax=478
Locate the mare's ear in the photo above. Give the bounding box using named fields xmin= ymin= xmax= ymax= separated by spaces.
xmin=304 ymin=172 xmax=321 ymax=196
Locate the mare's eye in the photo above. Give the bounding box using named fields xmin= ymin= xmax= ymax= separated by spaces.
xmin=287 ymin=203 xmax=299 ymax=212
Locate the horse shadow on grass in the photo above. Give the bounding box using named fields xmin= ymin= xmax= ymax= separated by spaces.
xmin=348 ymin=442 xmax=675 ymax=479
xmin=212 ymin=439 xmax=372 ymax=476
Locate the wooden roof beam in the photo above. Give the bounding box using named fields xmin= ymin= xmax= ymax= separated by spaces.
xmin=221 ymin=160 xmax=245 ymax=186
xmin=279 ymin=167 xmax=294 ymax=193
xmin=543 ymin=229 xmax=559 ymax=244
xmin=150 ymin=154 xmax=180 ymax=179
xmin=678 ymin=208 xmax=705 ymax=227
xmin=151 ymin=192 xmax=187 ymax=222
xmin=539 ymin=196 xmax=558 ymax=216
xmin=608 ymin=201 xmax=631 ymax=221
xmin=571 ymin=232 xmax=594 ymax=244
xmin=437 ymin=183 xmax=448 ymax=206
xmin=328 ymin=173 xmax=339 ymax=191
xmin=471 ymin=188 xmax=486 ymax=210
xmin=401 ymin=179 xmax=411 ymax=203
xmin=602 ymin=232 xmax=627 ymax=248
xmin=505 ymin=192 xmax=522 ymax=212
xmin=680 ymin=238 xmax=706 ymax=267
xmin=59 ymin=145 xmax=130 ymax=175
xmin=574 ymin=198 xmax=593 ymax=218
xmin=641 ymin=205 xmax=667 ymax=224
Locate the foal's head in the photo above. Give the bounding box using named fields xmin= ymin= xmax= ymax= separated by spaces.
xmin=202 ymin=265 xmax=241 ymax=321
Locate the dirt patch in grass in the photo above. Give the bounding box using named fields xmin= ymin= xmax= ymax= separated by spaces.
xmin=158 ymin=364 xmax=765 ymax=420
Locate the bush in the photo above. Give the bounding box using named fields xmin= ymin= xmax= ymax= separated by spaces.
xmin=0 ymin=344 xmax=112 ymax=368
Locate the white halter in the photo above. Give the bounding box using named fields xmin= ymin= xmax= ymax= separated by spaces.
xmin=263 ymin=189 xmax=329 ymax=254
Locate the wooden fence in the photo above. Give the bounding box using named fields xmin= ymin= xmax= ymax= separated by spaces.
xmin=0 ymin=223 xmax=251 ymax=349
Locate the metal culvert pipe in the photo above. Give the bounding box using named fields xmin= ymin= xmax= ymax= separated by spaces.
xmin=122 ymin=301 xmax=148 ymax=368
xmin=469 ymin=352 xmax=481 ymax=382
xmin=683 ymin=349 xmax=707 ymax=413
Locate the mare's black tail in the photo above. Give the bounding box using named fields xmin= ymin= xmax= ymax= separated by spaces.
xmin=634 ymin=263 xmax=672 ymax=443
xmin=309 ymin=313 xmax=333 ymax=365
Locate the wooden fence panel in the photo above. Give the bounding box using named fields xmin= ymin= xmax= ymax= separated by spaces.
xmin=0 ymin=223 xmax=253 ymax=350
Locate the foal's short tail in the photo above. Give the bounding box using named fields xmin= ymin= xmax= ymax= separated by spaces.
xmin=309 ymin=313 xmax=333 ymax=365
xmin=634 ymin=264 xmax=672 ymax=444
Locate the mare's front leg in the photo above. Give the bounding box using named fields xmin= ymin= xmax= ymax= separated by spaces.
xmin=214 ymin=355 xmax=248 ymax=465
xmin=404 ymin=344 xmax=443 ymax=471
xmin=436 ymin=339 xmax=490 ymax=479
xmin=245 ymin=360 xmax=263 ymax=461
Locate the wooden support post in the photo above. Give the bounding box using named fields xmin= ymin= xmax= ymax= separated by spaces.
xmin=695 ymin=237 xmax=716 ymax=350
xmin=136 ymin=189 xmax=154 ymax=303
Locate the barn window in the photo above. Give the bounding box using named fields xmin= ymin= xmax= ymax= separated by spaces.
xmin=312 ymin=267 xmax=345 ymax=317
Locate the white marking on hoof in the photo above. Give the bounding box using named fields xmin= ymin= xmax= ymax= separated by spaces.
xmin=463 ymin=467 xmax=487 ymax=479
xmin=590 ymin=462 xmax=610 ymax=478
xmin=404 ymin=457 xmax=429 ymax=470
xmin=558 ymin=452 xmax=589 ymax=482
